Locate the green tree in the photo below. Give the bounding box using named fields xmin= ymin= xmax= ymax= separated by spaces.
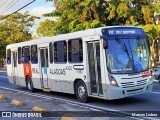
xmin=44 ymin=0 xmax=158 ymax=34
xmin=37 ymin=19 xmax=56 ymax=36
xmin=44 ymin=0 xmax=106 ymax=34
xmin=141 ymin=24 xmax=160 ymax=66
xmin=0 ymin=12 xmax=38 ymax=58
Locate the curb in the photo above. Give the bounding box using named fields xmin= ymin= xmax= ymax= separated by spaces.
xmin=32 ymin=106 xmax=48 ymax=113
xmin=0 ymin=95 xmax=6 ymax=99
xmin=61 ymin=117 xmax=77 ymax=120
xmin=11 ymin=100 xmax=24 ymax=106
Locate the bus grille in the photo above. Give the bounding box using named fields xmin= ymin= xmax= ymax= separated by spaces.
xmin=121 ymin=79 xmax=148 ymax=88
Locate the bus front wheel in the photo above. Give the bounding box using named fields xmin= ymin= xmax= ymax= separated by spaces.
xmin=26 ymin=76 xmax=34 ymax=92
xmin=75 ymin=80 xmax=88 ymax=103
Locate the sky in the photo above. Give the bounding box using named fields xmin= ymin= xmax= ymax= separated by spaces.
xmin=0 ymin=0 xmax=55 ymax=16
xmin=0 ymin=0 xmax=55 ymax=35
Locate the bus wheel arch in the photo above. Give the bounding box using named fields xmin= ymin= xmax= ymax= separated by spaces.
xmin=25 ymin=75 xmax=34 ymax=92
xmin=74 ymin=79 xmax=88 ymax=103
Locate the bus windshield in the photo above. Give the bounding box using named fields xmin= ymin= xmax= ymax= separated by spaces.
xmin=106 ymin=37 xmax=149 ymax=74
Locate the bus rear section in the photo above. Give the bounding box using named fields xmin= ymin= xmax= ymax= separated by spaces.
xmin=6 ymin=47 xmax=18 ymax=85
xmin=6 ymin=45 xmax=28 ymax=87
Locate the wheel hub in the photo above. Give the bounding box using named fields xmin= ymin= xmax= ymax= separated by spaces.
xmin=28 ymin=81 xmax=31 ymax=90
xmin=78 ymin=85 xmax=85 ymax=99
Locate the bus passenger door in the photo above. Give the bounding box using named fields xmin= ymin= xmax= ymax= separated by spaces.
xmin=39 ymin=48 xmax=49 ymax=89
xmin=87 ymin=41 xmax=103 ymax=96
xmin=12 ymin=51 xmax=18 ymax=84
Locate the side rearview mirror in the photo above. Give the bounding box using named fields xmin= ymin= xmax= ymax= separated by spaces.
xmin=103 ymin=39 xmax=108 ymax=49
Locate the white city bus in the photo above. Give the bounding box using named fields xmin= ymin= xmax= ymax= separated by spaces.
xmin=6 ymin=26 xmax=153 ymax=102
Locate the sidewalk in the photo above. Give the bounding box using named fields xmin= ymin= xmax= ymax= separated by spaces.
xmin=0 ymin=87 xmax=90 ymax=120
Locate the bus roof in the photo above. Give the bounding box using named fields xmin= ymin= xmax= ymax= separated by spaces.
xmin=6 ymin=26 xmax=143 ymax=49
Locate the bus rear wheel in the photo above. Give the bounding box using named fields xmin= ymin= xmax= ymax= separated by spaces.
xmin=75 ymin=80 xmax=88 ymax=103
xmin=26 ymin=76 xmax=34 ymax=92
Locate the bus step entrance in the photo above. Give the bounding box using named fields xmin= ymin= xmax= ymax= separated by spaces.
xmin=43 ymin=88 xmax=51 ymax=92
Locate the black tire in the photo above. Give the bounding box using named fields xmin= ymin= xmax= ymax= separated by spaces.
xmin=26 ymin=76 xmax=34 ymax=92
xmin=75 ymin=80 xmax=88 ymax=103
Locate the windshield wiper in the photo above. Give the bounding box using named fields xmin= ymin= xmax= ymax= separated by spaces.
xmin=115 ymin=37 xmax=130 ymax=58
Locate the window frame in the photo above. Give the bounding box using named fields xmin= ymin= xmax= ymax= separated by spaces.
xmin=68 ymin=38 xmax=83 ymax=63
xmin=54 ymin=40 xmax=67 ymax=63
xmin=49 ymin=42 xmax=53 ymax=64
xmin=7 ymin=49 xmax=11 ymax=64
xmin=18 ymin=47 xmax=22 ymax=64
xmin=31 ymin=45 xmax=38 ymax=64
xmin=22 ymin=46 xmax=30 ymax=64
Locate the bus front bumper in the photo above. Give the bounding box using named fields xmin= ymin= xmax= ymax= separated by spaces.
xmin=106 ymin=82 xmax=153 ymax=100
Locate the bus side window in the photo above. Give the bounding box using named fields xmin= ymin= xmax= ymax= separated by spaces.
xmin=31 ymin=45 xmax=38 ymax=64
xmin=49 ymin=42 xmax=53 ymax=63
xmin=7 ymin=49 xmax=11 ymax=64
xmin=68 ymin=38 xmax=83 ymax=63
xmin=22 ymin=46 xmax=30 ymax=64
xmin=18 ymin=47 xmax=22 ymax=64
xmin=54 ymin=41 xmax=67 ymax=63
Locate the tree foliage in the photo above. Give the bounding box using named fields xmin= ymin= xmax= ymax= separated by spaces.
xmin=37 ymin=19 xmax=56 ymax=36
xmin=0 ymin=12 xmax=38 ymax=58
xmin=141 ymin=24 xmax=160 ymax=66
xmin=44 ymin=0 xmax=159 ymax=34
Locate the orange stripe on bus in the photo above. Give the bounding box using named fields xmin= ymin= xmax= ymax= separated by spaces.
xmin=23 ymin=64 xmax=32 ymax=77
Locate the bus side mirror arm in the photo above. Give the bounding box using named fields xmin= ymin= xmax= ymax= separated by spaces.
xmin=146 ymin=35 xmax=151 ymax=54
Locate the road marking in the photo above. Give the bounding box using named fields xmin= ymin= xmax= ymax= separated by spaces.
xmin=130 ymin=117 xmax=146 ymax=120
xmin=0 ymin=71 xmax=6 ymax=73
xmin=149 ymin=91 xmax=160 ymax=95
xmin=153 ymin=80 xmax=159 ymax=82
xmin=144 ymin=117 xmax=160 ymax=120
xmin=0 ymin=86 xmax=157 ymax=120
xmin=133 ymin=117 xmax=160 ymax=120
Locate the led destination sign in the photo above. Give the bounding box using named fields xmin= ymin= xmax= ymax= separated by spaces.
xmin=102 ymin=27 xmax=145 ymax=37
xmin=108 ymin=30 xmax=136 ymax=35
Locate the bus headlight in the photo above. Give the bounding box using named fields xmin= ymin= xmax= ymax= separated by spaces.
xmin=111 ymin=80 xmax=117 ymax=86
xmin=108 ymin=74 xmax=118 ymax=86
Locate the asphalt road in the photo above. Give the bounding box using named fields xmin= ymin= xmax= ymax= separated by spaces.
xmin=0 ymin=71 xmax=160 ymax=120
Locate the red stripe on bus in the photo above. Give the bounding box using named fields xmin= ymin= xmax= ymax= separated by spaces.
xmin=141 ymin=70 xmax=151 ymax=78
xmin=23 ymin=64 xmax=32 ymax=78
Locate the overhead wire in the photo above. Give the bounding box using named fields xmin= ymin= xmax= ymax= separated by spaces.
xmin=0 ymin=0 xmax=20 ymax=15
xmin=0 ymin=0 xmax=15 ymax=14
xmin=0 ymin=0 xmax=9 ymax=8
xmin=0 ymin=0 xmax=8 ymax=7
xmin=0 ymin=0 xmax=36 ymax=20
